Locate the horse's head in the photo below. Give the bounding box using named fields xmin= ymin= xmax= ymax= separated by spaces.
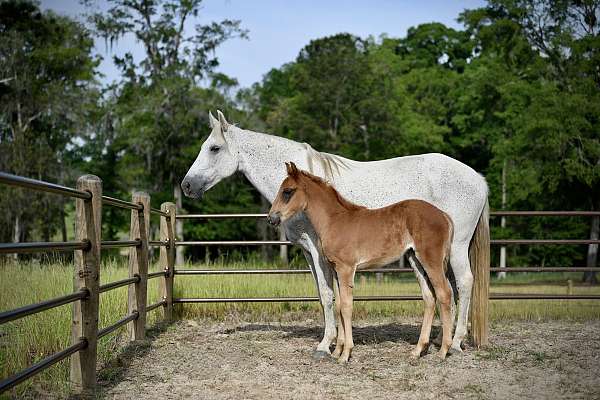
xmin=181 ymin=110 xmax=239 ymax=199
xmin=268 ymin=162 xmax=308 ymax=226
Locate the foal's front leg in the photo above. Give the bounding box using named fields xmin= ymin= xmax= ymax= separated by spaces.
xmin=331 ymin=273 xmax=345 ymax=359
xmin=337 ymin=268 xmax=355 ymax=364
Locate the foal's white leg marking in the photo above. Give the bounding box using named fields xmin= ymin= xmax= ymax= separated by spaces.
xmin=299 ymin=233 xmax=336 ymax=354
xmin=449 ymin=243 xmax=473 ymax=351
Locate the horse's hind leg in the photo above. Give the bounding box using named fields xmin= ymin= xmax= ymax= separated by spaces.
xmin=300 ymin=237 xmax=336 ymax=357
xmin=449 ymin=242 xmax=473 ymax=352
xmin=407 ymin=253 xmax=435 ymax=358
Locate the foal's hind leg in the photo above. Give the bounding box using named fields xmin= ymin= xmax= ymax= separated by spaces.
xmin=416 ymin=251 xmax=454 ymax=359
xmin=407 ymin=254 xmax=435 ymax=358
xmin=433 ymin=282 xmax=456 ymax=347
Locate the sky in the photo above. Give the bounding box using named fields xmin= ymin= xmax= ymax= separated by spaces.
xmin=40 ymin=0 xmax=486 ymax=88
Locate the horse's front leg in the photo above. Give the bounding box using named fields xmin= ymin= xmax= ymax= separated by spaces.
xmin=300 ymin=237 xmax=336 ymax=358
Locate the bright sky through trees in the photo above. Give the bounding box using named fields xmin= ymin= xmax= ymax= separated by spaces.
xmin=41 ymin=0 xmax=485 ymax=87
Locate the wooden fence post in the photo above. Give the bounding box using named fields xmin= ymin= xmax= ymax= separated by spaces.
xmin=127 ymin=191 xmax=150 ymax=341
xmin=159 ymin=202 xmax=176 ymax=320
xmin=70 ymin=175 xmax=102 ymax=396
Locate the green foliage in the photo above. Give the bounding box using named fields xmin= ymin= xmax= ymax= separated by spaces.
xmin=0 ymin=0 xmax=99 ymax=243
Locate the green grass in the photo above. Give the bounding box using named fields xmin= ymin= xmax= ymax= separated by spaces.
xmin=1 ymin=258 xmax=599 ymax=397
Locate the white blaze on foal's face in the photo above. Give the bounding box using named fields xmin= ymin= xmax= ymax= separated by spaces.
xmin=181 ymin=110 xmax=239 ymax=198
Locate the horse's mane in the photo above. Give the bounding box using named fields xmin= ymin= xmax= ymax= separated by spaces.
xmin=303 ymin=143 xmax=352 ymax=180
xmin=298 ymin=171 xmax=364 ymax=212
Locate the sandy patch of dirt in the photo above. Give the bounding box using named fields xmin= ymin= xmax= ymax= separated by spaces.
xmin=99 ymin=318 xmax=600 ymax=399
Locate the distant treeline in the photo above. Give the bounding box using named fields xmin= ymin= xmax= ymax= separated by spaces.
xmin=0 ymin=0 xmax=598 ymax=276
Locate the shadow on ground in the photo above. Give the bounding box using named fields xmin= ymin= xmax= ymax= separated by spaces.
xmin=219 ymin=322 xmax=438 ymax=346
xmin=91 ymin=322 xmax=171 ymax=399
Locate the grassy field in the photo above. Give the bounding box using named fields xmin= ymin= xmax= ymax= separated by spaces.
xmin=1 ymin=258 xmax=599 ymax=397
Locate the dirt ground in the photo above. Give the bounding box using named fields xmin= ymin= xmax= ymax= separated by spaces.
xmin=98 ymin=317 xmax=600 ymax=400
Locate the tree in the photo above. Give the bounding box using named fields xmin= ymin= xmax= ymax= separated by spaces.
xmin=85 ymin=0 xmax=247 ymax=263
xmin=0 ymin=0 xmax=98 ymax=245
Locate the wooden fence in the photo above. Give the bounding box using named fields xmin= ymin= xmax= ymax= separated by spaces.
xmin=1 ymin=171 xmax=600 ymax=396
xmin=0 ymin=173 xmax=176 ymax=396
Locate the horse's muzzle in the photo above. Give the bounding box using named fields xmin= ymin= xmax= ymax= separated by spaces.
xmin=267 ymin=212 xmax=281 ymax=227
xmin=181 ymin=177 xmax=204 ymax=199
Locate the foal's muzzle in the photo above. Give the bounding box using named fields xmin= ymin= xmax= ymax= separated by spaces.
xmin=267 ymin=212 xmax=281 ymax=227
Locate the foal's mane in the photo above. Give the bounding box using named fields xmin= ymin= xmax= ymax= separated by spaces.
xmin=297 ymin=171 xmax=364 ymax=211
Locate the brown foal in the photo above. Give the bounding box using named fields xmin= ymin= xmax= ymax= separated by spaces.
xmin=268 ymin=162 xmax=455 ymax=363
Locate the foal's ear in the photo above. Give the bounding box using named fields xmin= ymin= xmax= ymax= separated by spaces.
xmin=287 ymin=162 xmax=300 ymax=177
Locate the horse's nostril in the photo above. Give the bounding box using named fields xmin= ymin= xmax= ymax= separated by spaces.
xmin=184 ymin=181 xmax=191 ymax=191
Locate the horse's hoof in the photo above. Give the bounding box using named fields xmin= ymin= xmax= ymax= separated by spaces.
xmin=312 ymin=350 xmax=330 ymax=360
xmin=448 ymin=345 xmax=463 ymax=355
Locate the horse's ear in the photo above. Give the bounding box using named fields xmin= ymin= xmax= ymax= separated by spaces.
xmin=217 ymin=110 xmax=230 ymax=132
xmin=285 ymin=162 xmax=292 ymax=175
xmin=208 ymin=111 xmax=218 ymax=129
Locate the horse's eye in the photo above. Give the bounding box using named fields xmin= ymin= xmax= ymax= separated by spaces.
xmin=282 ymin=188 xmax=295 ymax=202
xmin=209 ymin=145 xmax=220 ymax=153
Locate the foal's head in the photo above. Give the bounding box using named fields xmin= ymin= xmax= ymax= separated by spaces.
xmin=268 ymin=162 xmax=310 ymax=226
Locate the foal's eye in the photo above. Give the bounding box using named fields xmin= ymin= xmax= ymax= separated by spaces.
xmin=282 ymin=188 xmax=295 ymax=202
xmin=209 ymin=145 xmax=220 ymax=153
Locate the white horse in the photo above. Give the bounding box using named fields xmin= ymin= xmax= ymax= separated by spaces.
xmin=182 ymin=110 xmax=490 ymax=356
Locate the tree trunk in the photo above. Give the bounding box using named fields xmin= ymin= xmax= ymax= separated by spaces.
xmin=174 ymin=182 xmax=185 ymax=266
xmin=583 ymin=215 xmax=599 ymax=284
xmin=498 ymin=159 xmax=507 ymax=279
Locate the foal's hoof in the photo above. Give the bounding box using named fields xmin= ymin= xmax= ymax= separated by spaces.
xmin=410 ymin=349 xmax=424 ymax=360
xmin=448 ymin=345 xmax=463 ymax=356
xmin=312 ymin=350 xmax=331 ymax=360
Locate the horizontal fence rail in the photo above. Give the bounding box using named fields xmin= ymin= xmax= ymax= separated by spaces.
xmin=101 ymin=195 xmax=142 ymax=211
xmin=146 ymin=300 xmax=167 ymax=312
xmin=0 ymin=289 xmax=89 ymax=324
xmin=150 ymin=207 xmax=169 ymax=217
xmin=0 ymin=241 xmax=89 ymax=254
xmin=0 ymin=172 xmax=91 ymax=200
xmin=99 ymin=276 xmax=140 ymax=294
xmin=176 ymin=239 xmax=600 ymax=246
xmin=174 ymin=294 xmax=600 ymax=303
xmin=0 ymin=339 xmax=88 ymax=393
xmin=491 ymin=211 xmax=600 ymax=216
xmin=101 ymin=239 xmax=141 ymax=249
xmin=174 ymin=267 xmax=600 ymax=276
xmin=97 ymin=312 xmax=139 ymax=339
